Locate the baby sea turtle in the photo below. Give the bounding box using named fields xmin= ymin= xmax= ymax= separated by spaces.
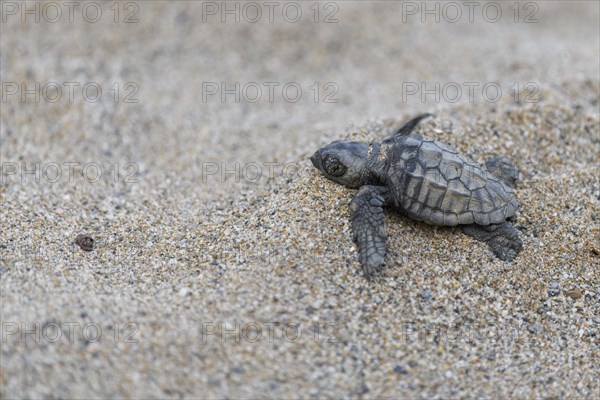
xmin=310 ymin=114 xmax=523 ymax=277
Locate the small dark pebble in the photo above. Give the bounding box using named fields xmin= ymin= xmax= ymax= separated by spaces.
xmin=591 ymin=213 xmax=596 ymax=220
xmin=0 ymin=265 xmax=9 ymax=276
xmin=547 ymin=281 xmax=560 ymax=297
xmin=394 ymin=365 xmax=408 ymax=374
xmin=0 ymin=244 xmax=7 ymax=249
xmin=75 ymin=234 xmax=94 ymax=251
xmin=232 ymin=366 xmax=245 ymax=374
xmin=528 ymin=323 xmax=542 ymax=334
xmin=358 ymin=384 xmax=369 ymax=394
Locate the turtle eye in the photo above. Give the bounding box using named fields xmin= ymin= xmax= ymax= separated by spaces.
xmin=323 ymin=154 xmax=347 ymax=177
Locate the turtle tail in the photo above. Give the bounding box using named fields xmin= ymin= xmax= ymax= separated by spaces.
xmin=394 ymin=113 xmax=435 ymax=136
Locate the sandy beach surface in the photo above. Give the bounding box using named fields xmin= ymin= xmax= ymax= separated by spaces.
xmin=1 ymin=1 xmax=599 ymax=398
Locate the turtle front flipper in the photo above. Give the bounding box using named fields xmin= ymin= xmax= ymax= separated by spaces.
xmin=349 ymin=185 xmax=389 ymax=277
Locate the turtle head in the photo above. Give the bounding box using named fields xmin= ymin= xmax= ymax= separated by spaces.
xmin=310 ymin=140 xmax=370 ymax=189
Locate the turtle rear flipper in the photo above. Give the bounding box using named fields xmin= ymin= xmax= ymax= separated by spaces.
xmin=461 ymin=223 xmax=523 ymax=261
xmin=350 ymin=185 xmax=389 ymax=277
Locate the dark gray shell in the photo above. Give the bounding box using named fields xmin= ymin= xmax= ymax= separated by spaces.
xmin=385 ymin=135 xmax=517 ymax=226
